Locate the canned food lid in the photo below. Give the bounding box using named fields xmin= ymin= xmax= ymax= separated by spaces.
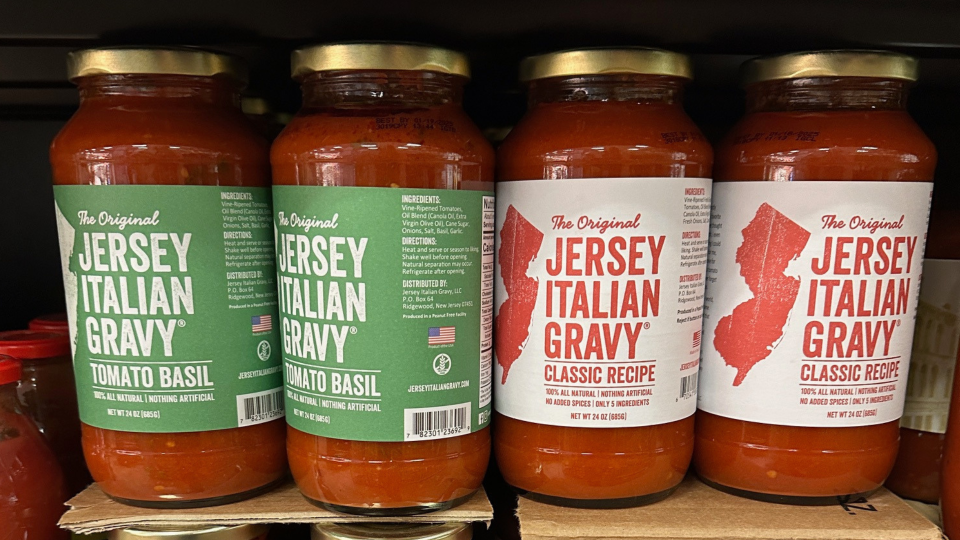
xmin=291 ymin=43 xmax=470 ymax=79
xmin=311 ymin=523 xmax=472 ymax=540
xmin=0 ymin=330 xmax=70 ymax=359
xmin=108 ymin=525 xmax=269 ymax=540
xmin=519 ymin=48 xmax=692 ymax=82
xmin=67 ymin=47 xmax=248 ymax=84
xmin=741 ymin=50 xmax=919 ymax=86
xmin=0 ymin=355 xmax=22 ymax=386
xmin=28 ymin=313 xmax=68 ymax=334
xmin=241 ymin=97 xmax=273 ymax=116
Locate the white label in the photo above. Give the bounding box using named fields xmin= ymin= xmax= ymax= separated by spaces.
xmin=236 ymin=387 xmax=285 ymax=427
xmin=404 ymin=402 xmax=471 ymax=441
xmin=698 ymin=181 xmax=933 ymax=427
xmin=480 ymin=195 xmax=495 ymax=409
xmin=902 ymin=258 xmax=960 ymax=433
xmin=494 ymin=177 xmax=712 ymax=428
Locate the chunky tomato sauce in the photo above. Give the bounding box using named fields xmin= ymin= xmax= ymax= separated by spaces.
xmin=50 ymin=72 xmax=286 ymax=505
xmin=0 ymin=356 xmax=68 ymax=540
xmin=496 ymin=73 xmax=711 ymax=503
xmin=698 ymin=76 xmax=936 ymax=499
xmin=273 ymin=69 xmax=492 ymax=511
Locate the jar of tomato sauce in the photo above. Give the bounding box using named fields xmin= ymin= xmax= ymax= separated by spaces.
xmin=886 ymin=208 xmax=960 ymax=502
xmin=942 ymin=324 xmax=960 ymax=538
xmin=108 ymin=525 xmax=270 ymax=540
xmin=697 ymin=50 xmax=936 ymax=503
xmin=0 ymin=355 xmax=69 ymax=540
xmin=0 ymin=330 xmax=88 ymax=493
xmin=50 ymin=47 xmax=287 ymax=507
xmin=272 ymin=43 xmax=493 ymax=514
xmin=494 ymin=48 xmax=712 ymax=507
xmin=312 ymin=523 xmax=471 ymax=540
xmin=29 ymin=313 xmax=69 ymax=333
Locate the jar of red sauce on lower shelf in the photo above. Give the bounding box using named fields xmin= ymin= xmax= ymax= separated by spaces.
xmin=29 ymin=313 xmax=69 ymax=333
xmin=494 ymin=48 xmax=712 ymax=507
xmin=696 ymin=50 xmax=936 ymax=503
xmin=0 ymin=330 xmax=88 ymax=493
xmin=885 ymin=208 xmax=960 ymax=502
xmin=312 ymin=523 xmax=471 ymax=540
xmin=0 ymin=355 xmax=69 ymax=540
xmin=49 ymin=47 xmax=287 ymax=507
xmin=272 ymin=43 xmax=494 ymax=514
xmin=108 ymin=525 xmax=270 ymax=540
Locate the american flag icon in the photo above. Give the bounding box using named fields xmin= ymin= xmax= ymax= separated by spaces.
xmin=692 ymin=330 xmax=702 ymax=348
xmin=252 ymin=315 xmax=273 ymax=333
xmin=428 ymin=326 xmax=456 ymax=345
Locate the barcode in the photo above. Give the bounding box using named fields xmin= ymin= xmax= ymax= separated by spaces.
xmin=236 ymin=388 xmax=285 ymax=427
xmin=404 ymin=402 xmax=471 ymax=441
xmin=680 ymin=373 xmax=698 ymax=399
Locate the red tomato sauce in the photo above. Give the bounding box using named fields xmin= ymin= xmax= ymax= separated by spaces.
xmin=698 ymin=74 xmax=936 ymax=500
xmin=496 ymin=68 xmax=711 ymax=504
xmin=49 ymin=67 xmax=286 ymax=506
xmin=273 ymin=66 xmax=492 ymax=512
xmin=0 ymin=356 xmax=69 ymax=540
xmin=885 ymin=209 xmax=959 ymax=503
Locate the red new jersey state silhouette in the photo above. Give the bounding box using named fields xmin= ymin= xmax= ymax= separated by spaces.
xmin=495 ymin=205 xmax=544 ymax=384
xmin=713 ymin=202 xmax=811 ymax=386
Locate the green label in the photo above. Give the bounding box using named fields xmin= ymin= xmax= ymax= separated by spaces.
xmin=274 ymin=186 xmax=494 ymax=442
xmin=53 ymin=185 xmax=284 ymax=433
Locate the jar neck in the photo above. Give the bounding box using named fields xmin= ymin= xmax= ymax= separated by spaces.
xmin=527 ymin=74 xmax=686 ymax=107
xmin=299 ymin=70 xmax=464 ymax=110
xmin=745 ymin=77 xmax=910 ymax=113
xmin=77 ymin=74 xmax=241 ymax=108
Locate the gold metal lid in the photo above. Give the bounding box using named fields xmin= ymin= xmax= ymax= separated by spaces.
xmin=241 ymin=97 xmax=273 ymax=115
xmin=741 ymin=50 xmax=919 ymax=86
xmin=108 ymin=525 xmax=268 ymax=540
xmin=519 ymin=48 xmax=693 ymax=82
xmin=291 ymin=43 xmax=470 ymax=80
xmin=67 ymin=47 xmax=248 ymax=84
xmin=311 ymin=523 xmax=471 ymax=540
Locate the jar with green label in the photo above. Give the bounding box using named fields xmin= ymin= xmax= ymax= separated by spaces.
xmin=272 ymin=42 xmax=494 ymax=514
xmin=49 ymin=46 xmax=287 ymax=507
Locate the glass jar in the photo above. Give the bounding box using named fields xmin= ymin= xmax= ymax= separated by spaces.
xmin=0 ymin=355 xmax=69 ymax=540
xmin=312 ymin=523 xmax=470 ymax=540
xmin=29 ymin=313 xmax=69 ymax=333
xmin=108 ymin=525 xmax=269 ymax=540
xmin=885 ymin=208 xmax=960 ymax=502
xmin=0 ymin=330 xmax=88 ymax=493
xmin=49 ymin=47 xmax=287 ymax=507
xmin=943 ymin=341 xmax=960 ymax=538
xmin=697 ymin=50 xmax=936 ymax=503
xmin=494 ymin=48 xmax=711 ymax=507
xmin=272 ymin=43 xmax=493 ymax=514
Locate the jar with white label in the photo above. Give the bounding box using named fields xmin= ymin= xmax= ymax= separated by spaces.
xmin=494 ymin=48 xmax=713 ymax=507
xmin=886 ymin=207 xmax=960 ymax=502
xmin=696 ymin=50 xmax=936 ymax=503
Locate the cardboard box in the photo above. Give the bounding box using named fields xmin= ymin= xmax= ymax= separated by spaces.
xmin=517 ymin=477 xmax=943 ymax=540
xmin=59 ymin=482 xmax=493 ymax=534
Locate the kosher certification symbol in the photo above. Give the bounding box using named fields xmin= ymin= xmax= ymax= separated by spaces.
xmin=433 ymin=353 xmax=452 ymax=376
xmin=257 ymin=340 xmax=272 ymax=361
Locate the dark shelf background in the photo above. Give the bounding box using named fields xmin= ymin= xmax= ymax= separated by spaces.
xmin=1 ymin=0 xmax=959 ymax=330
